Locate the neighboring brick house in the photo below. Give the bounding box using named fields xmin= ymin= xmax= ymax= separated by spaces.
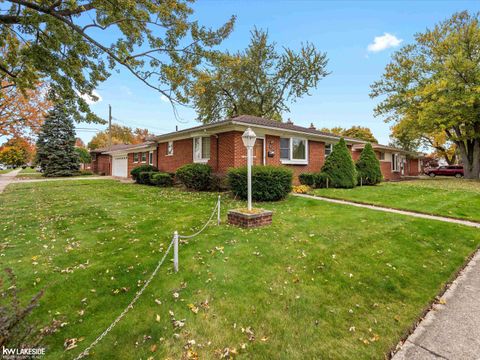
xmin=90 ymin=115 xmax=423 ymax=181
xmin=352 ymin=144 xmax=424 ymax=181
xmin=90 ymin=142 xmax=157 ymax=177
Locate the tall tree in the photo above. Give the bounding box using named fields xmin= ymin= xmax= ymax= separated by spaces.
xmin=370 ymin=11 xmax=480 ymax=179
xmin=190 ymin=29 xmax=329 ymax=123
xmin=36 ymin=104 xmax=79 ymax=177
xmin=0 ymin=1 xmax=235 ymax=123
xmin=87 ymin=124 xmax=152 ymax=150
xmin=319 ymin=126 xmax=378 ymax=143
xmin=0 ymin=136 xmax=35 ymax=164
xmin=0 ymin=79 xmax=51 ymax=138
xmin=390 ymin=119 xmax=457 ymax=164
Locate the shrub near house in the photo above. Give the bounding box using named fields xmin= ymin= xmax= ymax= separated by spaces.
xmin=228 ymin=166 xmax=293 ymax=201
xmin=356 ymin=142 xmax=382 ymax=185
xmin=130 ymin=165 xmax=158 ymax=182
xmin=175 ymin=163 xmax=212 ymax=191
xmin=321 ymin=138 xmax=357 ymax=188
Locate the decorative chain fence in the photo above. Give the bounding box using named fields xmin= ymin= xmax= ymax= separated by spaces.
xmin=74 ymin=196 xmax=221 ymax=360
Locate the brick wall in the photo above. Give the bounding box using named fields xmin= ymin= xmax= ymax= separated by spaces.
xmin=127 ymin=150 xmax=158 ymax=177
xmin=215 ymin=131 xmax=239 ymax=172
xmin=380 ymin=161 xmax=402 ymax=180
xmin=157 ymin=138 xmax=193 ymax=173
xmin=263 ymin=135 xmax=325 ymax=183
xmin=92 ymin=154 xmax=111 ymax=175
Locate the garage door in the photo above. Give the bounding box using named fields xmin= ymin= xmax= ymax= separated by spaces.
xmin=112 ymin=155 xmax=128 ymax=177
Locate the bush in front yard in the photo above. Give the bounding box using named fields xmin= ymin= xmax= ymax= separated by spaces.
xmin=356 ymin=143 xmax=382 ymax=185
xmin=175 ymin=163 xmax=212 ymax=191
xmin=150 ymin=172 xmax=174 ymax=187
xmin=299 ymin=173 xmax=316 ymax=186
xmin=138 ymin=171 xmax=156 ymax=185
xmin=313 ymin=172 xmax=331 ymax=188
xmin=131 ymin=165 xmax=158 ymax=181
xmin=321 ymin=138 xmax=357 ymax=188
xmin=228 ymin=165 xmax=292 ymax=201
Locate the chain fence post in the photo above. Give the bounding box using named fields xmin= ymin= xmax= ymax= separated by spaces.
xmin=217 ymin=195 xmax=221 ymax=225
xmin=173 ymin=231 xmax=179 ymax=273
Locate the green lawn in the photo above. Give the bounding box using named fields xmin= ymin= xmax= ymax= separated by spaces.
xmin=311 ymin=178 xmax=480 ymax=222
xmin=1 ymin=180 xmax=479 ymax=359
xmin=14 ymin=167 xmax=42 ymax=179
xmin=0 ymin=168 xmax=14 ymax=174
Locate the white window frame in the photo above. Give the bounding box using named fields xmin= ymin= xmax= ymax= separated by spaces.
xmin=149 ymin=151 xmax=153 ymax=165
xmin=133 ymin=152 xmax=139 ymax=163
xmin=141 ymin=152 xmax=147 ymax=163
xmin=392 ymin=153 xmax=400 ymax=172
xmin=379 ymin=152 xmax=385 ymax=161
xmin=193 ymin=136 xmax=210 ymax=163
xmin=166 ymin=141 xmax=174 ymax=156
xmin=279 ymin=137 xmax=308 ymax=165
xmin=325 ymin=143 xmax=333 ymax=157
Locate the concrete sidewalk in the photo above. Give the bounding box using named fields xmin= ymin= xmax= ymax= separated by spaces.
xmin=393 ymin=249 xmax=480 ymax=360
xmin=0 ymin=169 xmax=21 ymax=193
xmin=294 ymin=193 xmax=480 ymax=359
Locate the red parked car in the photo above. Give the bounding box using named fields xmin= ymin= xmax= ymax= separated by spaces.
xmin=424 ymin=165 xmax=464 ymax=178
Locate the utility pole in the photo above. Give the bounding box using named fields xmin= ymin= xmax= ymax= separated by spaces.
xmin=108 ymin=104 xmax=112 ymax=150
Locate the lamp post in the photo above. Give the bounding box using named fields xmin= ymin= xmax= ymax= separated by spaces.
xmin=242 ymin=127 xmax=257 ymax=211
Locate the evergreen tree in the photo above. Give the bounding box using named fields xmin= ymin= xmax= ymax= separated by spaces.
xmin=321 ymin=138 xmax=357 ymax=188
xmin=356 ymin=143 xmax=383 ymax=185
xmin=36 ymin=105 xmax=79 ymax=177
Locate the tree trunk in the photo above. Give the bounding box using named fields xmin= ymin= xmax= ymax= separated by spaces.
xmin=456 ymin=138 xmax=480 ymax=179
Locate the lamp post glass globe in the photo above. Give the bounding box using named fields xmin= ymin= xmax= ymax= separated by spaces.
xmin=242 ymin=128 xmax=256 ymax=211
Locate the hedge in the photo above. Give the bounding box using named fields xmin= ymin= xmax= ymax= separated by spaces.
xmin=227 ymin=165 xmax=292 ymax=201
xmin=321 ymin=138 xmax=357 ymax=188
xmin=299 ymin=173 xmax=316 ymax=186
xmin=151 ymin=172 xmax=174 ymax=187
xmin=356 ymin=143 xmax=382 ymax=185
xmin=175 ymin=163 xmax=212 ymax=191
xmin=131 ymin=165 xmax=158 ymax=181
xmin=138 ymin=171 xmax=156 ymax=185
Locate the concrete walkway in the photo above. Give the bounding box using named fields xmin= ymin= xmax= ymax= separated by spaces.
xmin=393 ymin=249 xmax=480 ymax=360
xmin=0 ymin=169 xmax=21 ymax=193
xmin=294 ymin=193 xmax=480 ymax=359
xmin=293 ymin=193 xmax=480 ymax=228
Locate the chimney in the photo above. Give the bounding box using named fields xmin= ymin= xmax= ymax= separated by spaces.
xmin=309 ymin=123 xmax=316 ymax=130
xmin=176 ymin=125 xmax=178 ymax=131
xmin=286 ymin=118 xmax=293 ymax=125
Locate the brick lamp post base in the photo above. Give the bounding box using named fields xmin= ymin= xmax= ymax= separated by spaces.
xmin=227 ymin=209 xmax=273 ymax=228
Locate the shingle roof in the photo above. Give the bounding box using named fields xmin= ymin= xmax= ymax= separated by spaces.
xmin=154 ymin=114 xmax=365 ymax=143
xmin=90 ymin=142 xmax=154 ymax=153
xmin=230 ymin=115 xmax=361 ymax=142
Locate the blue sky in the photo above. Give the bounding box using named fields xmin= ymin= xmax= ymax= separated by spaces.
xmin=78 ymin=0 xmax=479 ymax=146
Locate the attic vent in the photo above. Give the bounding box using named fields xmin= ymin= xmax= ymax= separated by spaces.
xmin=309 ymin=123 xmax=316 ymax=129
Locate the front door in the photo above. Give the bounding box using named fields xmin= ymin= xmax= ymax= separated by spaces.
xmin=253 ymin=139 xmax=264 ymax=165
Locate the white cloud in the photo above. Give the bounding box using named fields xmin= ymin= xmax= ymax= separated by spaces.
xmin=79 ymin=90 xmax=102 ymax=105
xmin=120 ymin=85 xmax=133 ymax=96
xmin=367 ymin=33 xmax=402 ymax=52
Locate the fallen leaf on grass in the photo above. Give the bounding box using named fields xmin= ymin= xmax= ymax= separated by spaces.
xmin=64 ymin=338 xmax=78 ymax=351
xmin=187 ymin=304 xmax=199 ymax=314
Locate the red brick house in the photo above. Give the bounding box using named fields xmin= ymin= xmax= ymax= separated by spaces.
xmin=90 ymin=115 xmax=423 ymax=182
